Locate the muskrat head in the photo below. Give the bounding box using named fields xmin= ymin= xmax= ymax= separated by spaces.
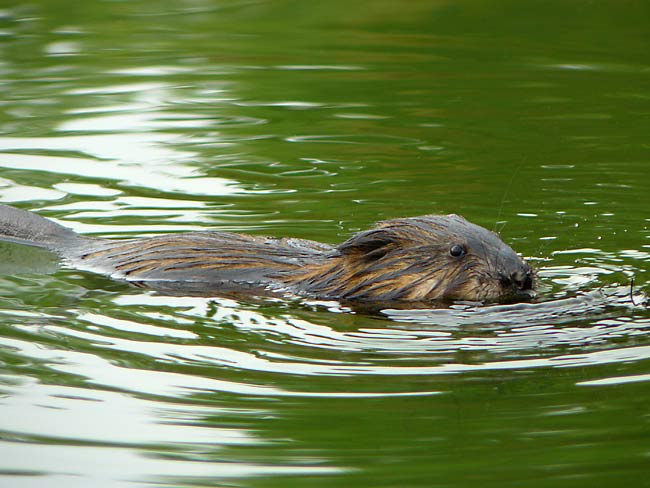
xmin=323 ymin=214 xmax=535 ymax=303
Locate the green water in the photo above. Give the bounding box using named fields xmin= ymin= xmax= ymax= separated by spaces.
xmin=1 ymin=1 xmax=650 ymax=487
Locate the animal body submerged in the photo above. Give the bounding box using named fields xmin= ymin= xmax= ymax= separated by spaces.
xmin=0 ymin=204 xmax=535 ymax=303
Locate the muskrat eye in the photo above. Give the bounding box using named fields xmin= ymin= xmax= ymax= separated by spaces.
xmin=449 ymin=244 xmax=466 ymax=257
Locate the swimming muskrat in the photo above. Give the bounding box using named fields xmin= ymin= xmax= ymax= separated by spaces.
xmin=0 ymin=204 xmax=535 ymax=303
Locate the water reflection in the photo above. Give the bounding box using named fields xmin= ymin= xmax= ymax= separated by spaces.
xmin=2 ymin=263 xmax=649 ymax=484
xmin=4 ymin=282 xmax=641 ymax=381
xmin=0 ymin=379 xmax=254 ymax=446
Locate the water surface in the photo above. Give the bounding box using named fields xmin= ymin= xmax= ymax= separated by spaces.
xmin=1 ymin=1 xmax=650 ymax=487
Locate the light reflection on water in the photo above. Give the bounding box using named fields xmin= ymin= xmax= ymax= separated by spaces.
xmin=1 ymin=265 xmax=649 ymax=485
xmin=3 ymin=282 xmax=647 ymax=381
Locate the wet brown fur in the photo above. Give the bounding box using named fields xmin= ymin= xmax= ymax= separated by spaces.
xmin=0 ymin=204 xmax=534 ymax=303
xmin=70 ymin=214 xmax=535 ymax=303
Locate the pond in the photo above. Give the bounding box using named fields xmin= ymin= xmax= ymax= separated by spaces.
xmin=1 ymin=1 xmax=649 ymax=487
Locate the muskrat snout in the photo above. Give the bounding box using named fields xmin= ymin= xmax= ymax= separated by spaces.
xmin=498 ymin=265 xmax=535 ymax=297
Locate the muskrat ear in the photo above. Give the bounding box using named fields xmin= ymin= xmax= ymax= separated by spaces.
xmin=337 ymin=229 xmax=398 ymax=261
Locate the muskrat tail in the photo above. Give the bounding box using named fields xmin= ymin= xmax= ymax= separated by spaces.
xmin=0 ymin=204 xmax=82 ymax=253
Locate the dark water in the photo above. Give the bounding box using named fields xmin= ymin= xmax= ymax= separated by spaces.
xmin=1 ymin=1 xmax=650 ymax=486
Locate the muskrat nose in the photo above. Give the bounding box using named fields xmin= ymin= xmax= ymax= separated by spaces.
xmin=512 ymin=269 xmax=534 ymax=291
xmin=499 ymin=268 xmax=534 ymax=291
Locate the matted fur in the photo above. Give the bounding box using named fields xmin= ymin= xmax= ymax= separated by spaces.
xmin=284 ymin=214 xmax=534 ymax=301
xmin=0 ymin=205 xmax=534 ymax=303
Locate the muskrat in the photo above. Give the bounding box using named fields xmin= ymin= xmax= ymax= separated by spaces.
xmin=0 ymin=204 xmax=535 ymax=303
